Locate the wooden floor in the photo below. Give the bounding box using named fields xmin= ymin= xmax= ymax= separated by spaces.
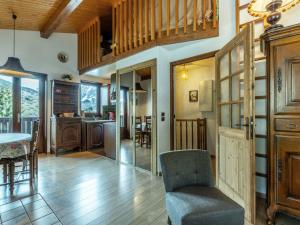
xmin=0 ymin=152 xmax=299 ymax=225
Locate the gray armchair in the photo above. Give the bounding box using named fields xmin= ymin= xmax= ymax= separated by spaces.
xmin=160 ymin=150 xmax=244 ymax=225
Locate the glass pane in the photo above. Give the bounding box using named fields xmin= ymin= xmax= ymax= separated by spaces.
xmin=221 ymin=105 xmax=230 ymax=127
xmin=256 ymin=118 xmax=267 ymax=135
xmin=81 ymin=84 xmax=98 ymax=113
xmin=220 ymin=54 xmax=229 ymax=78
xmin=0 ymin=75 xmax=13 ymax=133
xmin=220 ymin=79 xmax=229 ymax=102
xmin=120 ymin=72 xmax=134 ymax=166
xmin=232 ymin=72 xmax=244 ymax=101
xmin=256 ymin=99 xmax=266 ymax=115
xmin=100 ymin=86 xmax=108 ymax=114
xmin=256 ymin=176 xmax=267 ymax=195
xmin=21 ymin=78 xmax=40 ymax=134
xmin=256 ymin=137 xmax=267 ymax=155
xmin=256 ymin=157 xmax=267 ymax=174
xmin=255 ymin=60 xmax=266 ymax=77
xmin=231 ymin=43 xmax=244 ymax=74
xmin=255 ymin=79 xmax=266 ymax=96
xmin=232 ymin=103 xmax=243 ymax=129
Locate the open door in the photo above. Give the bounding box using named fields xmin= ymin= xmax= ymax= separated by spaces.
xmin=216 ymin=24 xmax=255 ymax=225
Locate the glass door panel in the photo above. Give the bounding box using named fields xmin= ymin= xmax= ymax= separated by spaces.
xmin=119 ymin=72 xmax=134 ymax=166
xmin=135 ymin=70 xmax=152 ymax=171
xmin=21 ymin=78 xmax=40 ymax=134
xmin=0 ymin=75 xmax=13 ymax=133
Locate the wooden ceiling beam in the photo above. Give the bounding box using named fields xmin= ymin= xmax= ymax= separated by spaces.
xmin=40 ymin=0 xmax=84 ymax=38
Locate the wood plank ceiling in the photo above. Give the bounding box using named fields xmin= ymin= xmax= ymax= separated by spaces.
xmin=0 ymin=0 xmax=113 ymax=36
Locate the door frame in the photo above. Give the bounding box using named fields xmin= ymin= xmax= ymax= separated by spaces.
xmin=169 ymin=51 xmax=218 ymax=150
xmin=116 ymin=59 xmax=158 ymax=175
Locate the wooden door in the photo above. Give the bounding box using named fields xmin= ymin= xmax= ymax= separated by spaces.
xmin=216 ymin=24 xmax=256 ymax=225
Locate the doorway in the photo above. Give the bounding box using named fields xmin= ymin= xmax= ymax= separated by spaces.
xmin=170 ymin=51 xmax=217 ymax=154
xmin=116 ymin=60 xmax=157 ymax=174
xmin=0 ymin=74 xmax=46 ymax=152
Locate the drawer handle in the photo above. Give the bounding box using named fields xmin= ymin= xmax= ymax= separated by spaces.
xmin=286 ymin=123 xmax=297 ymax=129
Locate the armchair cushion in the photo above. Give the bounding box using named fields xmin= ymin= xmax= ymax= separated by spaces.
xmin=166 ymin=186 xmax=244 ymax=225
xmin=160 ymin=150 xmax=214 ymax=192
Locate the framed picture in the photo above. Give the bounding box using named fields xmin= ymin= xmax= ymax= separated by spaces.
xmin=189 ymin=90 xmax=198 ymax=102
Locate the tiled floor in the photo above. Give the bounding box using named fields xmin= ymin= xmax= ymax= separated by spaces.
xmin=0 ymin=194 xmax=61 ymax=225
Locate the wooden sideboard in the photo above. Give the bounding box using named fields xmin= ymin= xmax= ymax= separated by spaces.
xmin=103 ymin=122 xmax=116 ymax=159
xmin=50 ymin=80 xmax=81 ymax=155
xmin=262 ymin=24 xmax=300 ymax=224
xmin=82 ymin=121 xmax=104 ymax=151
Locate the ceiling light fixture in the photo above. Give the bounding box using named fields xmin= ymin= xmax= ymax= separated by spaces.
xmin=0 ymin=13 xmax=30 ymax=76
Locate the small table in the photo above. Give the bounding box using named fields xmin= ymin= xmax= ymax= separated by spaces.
xmin=0 ymin=133 xmax=32 ymax=193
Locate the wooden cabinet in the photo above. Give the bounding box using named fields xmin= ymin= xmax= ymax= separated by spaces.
xmin=104 ymin=122 xmax=116 ymax=159
xmin=262 ymin=24 xmax=300 ymax=224
xmin=82 ymin=121 xmax=104 ymax=150
xmin=50 ymin=117 xmax=81 ymax=155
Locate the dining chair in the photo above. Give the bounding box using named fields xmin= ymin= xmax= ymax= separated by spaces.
xmin=141 ymin=116 xmax=151 ymax=148
xmin=6 ymin=120 xmax=40 ymax=194
xmin=135 ymin=116 xmax=142 ymax=145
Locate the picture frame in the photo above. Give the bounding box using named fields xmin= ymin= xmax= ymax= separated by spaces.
xmin=189 ymin=90 xmax=198 ymax=102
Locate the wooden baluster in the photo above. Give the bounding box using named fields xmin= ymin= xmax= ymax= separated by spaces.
xmin=112 ymin=6 xmax=116 ymax=56
xmin=83 ymin=31 xmax=85 ymax=68
xmin=193 ymin=0 xmax=197 ymax=31
xmin=124 ymin=0 xmax=128 ymax=52
xmin=115 ymin=6 xmax=119 ymax=55
xmin=186 ymin=121 xmax=188 ymax=149
xmin=151 ymin=0 xmax=155 ymax=40
xmin=119 ymin=3 xmax=123 ymax=53
xmin=97 ymin=19 xmax=101 ymax=62
xmin=87 ymin=28 xmax=90 ymax=67
xmin=213 ymin=0 xmax=217 ymax=28
xmin=158 ymin=0 xmax=162 ymax=38
xmin=184 ymin=0 xmax=187 ymax=34
xmin=166 ymin=0 xmax=170 ymax=37
xmin=134 ymin=0 xmax=138 ymax=48
xmin=202 ymin=0 xmax=207 ymax=30
xmin=197 ymin=119 xmax=200 ymax=149
xmin=145 ymin=0 xmax=149 ymax=43
xmin=78 ymin=33 xmax=81 ymax=69
xmin=139 ymin=0 xmax=143 ymax=46
xmin=191 ymin=120 xmax=194 ymax=149
xmin=92 ymin=23 xmax=95 ymax=65
xmin=180 ymin=121 xmax=182 ymax=150
xmin=128 ymin=0 xmax=133 ymax=50
xmin=175 ymin=0 xmax=179 ymax=35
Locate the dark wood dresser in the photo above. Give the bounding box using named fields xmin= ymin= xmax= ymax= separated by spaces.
xmin=50 ymin=80 xmax=81 ymax=155
xmin=262 ymin=24 xmax=300 ymax=224
xmin=81 ymin=121 xmax=104 ymax=151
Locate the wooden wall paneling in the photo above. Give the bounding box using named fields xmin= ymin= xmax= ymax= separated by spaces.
xmin=139 ymin=0 xmax=143 ymax=46
xmin=145 ymin=0 xmax=149 ymax=43
xmin=184 ymin=0 xmax=188 ymax=34
xmin=134 ymin=0 xmax=138 ymax=48
xmin=175 ymin=0 xmax=179 ymax=35
xmin=202 ymin=0 xmax=207 ymax=30
xmin=158 ymin=0 xmax=162 ymax=38
xmin=193 ymin=0 xmax=197 ymax=31
xmin=166 ymin=0 xmax=170 ymax=36
xmin=151 ymin=0 xmax=156 ymax=40
xmin=213 ymin=0 xmax=217 ymax=28
xmin=124 ymin=0 xmax=128 ymax=52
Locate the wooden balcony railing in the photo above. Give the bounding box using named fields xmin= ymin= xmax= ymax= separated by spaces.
xmin=176 ymin=118 xmax=207 ymax=150
xmin=78 ymin=0 xmax=218 ymax=74
xmin=0 ymin=117 xmax=39 ymax=134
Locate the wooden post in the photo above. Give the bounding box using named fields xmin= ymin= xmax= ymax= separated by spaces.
xmin=202 ymin=0 xmax=207 ymax=30
xmin=158 ymin=0 xmax=162 ymax=38
xmin=175 ymin=0 xmax=179 ymax=35
xmin=119 ymin=3 xmax=123 ymax=53
xmin=166 ymin=0 xmax=170 ymax=36
xmin=213 ymin=0 xmax=217 ymax=28
xmin=129 ymin=0 xmax=133 ymax=50
xmin=193 ymin=0 xmax=197 ymax=31
xmin=145 ymin=0 xmax=149 ymax=43
xmin=184 ymin=0 xmax=187 ymax=34
xmin=134 ymin=0 xmax=138 ymax=48
xmin=112 ymin=6 xmax=116 ymax=56
xmin=139 ymin=0 xmax=143 ymax=46
xmin=124 ymin=0 xmax=128 ymax=52
xmin=151 ymin=0 xmax=156 ymax=40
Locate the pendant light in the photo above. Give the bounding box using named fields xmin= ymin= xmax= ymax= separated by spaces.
xmin=0 ymin=13 xmax=30 ymax=76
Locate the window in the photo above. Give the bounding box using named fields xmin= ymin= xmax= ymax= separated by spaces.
xmin=100 ymin=85 xmax=109 ymax=114
xmin=80 ymin=83 xmax=100 ymax=113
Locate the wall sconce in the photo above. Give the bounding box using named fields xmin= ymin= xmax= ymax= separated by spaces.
xmin=248 ymin=0 xmax=300 ymax=31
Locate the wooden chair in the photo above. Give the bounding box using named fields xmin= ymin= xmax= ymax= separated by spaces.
xmin=6 ymin=120 xmax=40 ymax=194
xmin=135 ymin=116 xmax=142 ymax=145
xmin=141 ymin=116 xmax=151 ymax=148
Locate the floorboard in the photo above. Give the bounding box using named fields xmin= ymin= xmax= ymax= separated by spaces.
xmin=0 ymin=152 xmax=299 ymax=225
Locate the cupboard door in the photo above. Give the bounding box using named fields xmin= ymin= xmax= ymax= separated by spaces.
xmin=276 ymin=135 xmax=300 ymax=209
xmin=90 ymin=123 xmax=104 ymax=147
xmin=274 ymin=38 xmax=300 ymax=114
xmin=61 ymin=121 xmax=81 ymax=146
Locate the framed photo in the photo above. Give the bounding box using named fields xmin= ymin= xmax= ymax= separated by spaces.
xmin=189 ymin=90 xmax=198 ymax=102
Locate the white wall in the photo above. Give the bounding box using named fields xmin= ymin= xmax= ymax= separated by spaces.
xmin=175 ymin=58 xmax=216 ymax=154
xmin=0 ymin=29 xmax=106 ymax=152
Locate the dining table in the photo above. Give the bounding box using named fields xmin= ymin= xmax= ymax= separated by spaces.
xmin=0 ymin=133 xmax=32 ymax=160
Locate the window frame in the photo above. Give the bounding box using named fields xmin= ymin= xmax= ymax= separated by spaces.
xmin=80 ymin=81 xmax=102 ymax=116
